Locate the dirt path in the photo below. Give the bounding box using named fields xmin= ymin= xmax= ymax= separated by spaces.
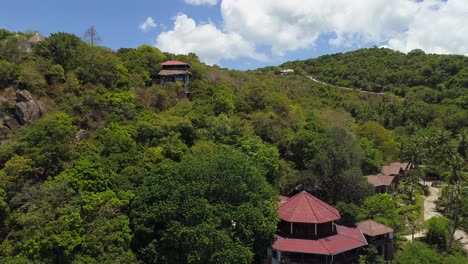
xmin=404 ymin=182 xmax=468 ymax=251
xmin=306 ymin=76 xmax=386 ymax=95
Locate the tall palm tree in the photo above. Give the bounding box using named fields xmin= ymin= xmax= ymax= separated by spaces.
xmin=442 ymin=154 xmax=467 ymax=251
xmin=402 ymin=136 xmax=426 ymax=202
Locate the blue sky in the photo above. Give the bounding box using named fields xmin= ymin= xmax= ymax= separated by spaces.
xmin=0 ymin=1 xmax=207 ymax=50
xmin=1 ymin=0 xmax=467 ymax=70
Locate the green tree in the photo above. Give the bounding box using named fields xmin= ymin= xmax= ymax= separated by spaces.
xmin=358 ymin=121 xmax=399 ymax=162
xmin=441 ymin=153 xmax=467 ymax=250
xmin=359 ymin=245 xmax=385 ymax=264
xmin=17 ymin=60 xmax=47 ymax=93
xmin=18 ymin=112 xmax=76 ymax=177
xmin=359 ymin=138 xmax=383 ymax=175
xmin=423 ymin=216 xmax=452 ymax=250
xmin=0 ymin=60 xmax=20 ymax=84
xmin=0 ymin=36 xmax=27 ymax=63
xmin=33 ymin=32 xmax=85 ymax=71
xmin=118 ymin=45 xmax=166 ymax=82
xmin=0 ymin=155 xmax=34 ymax=194
xmin=306 ymin=128 xmax=371 ymax=203
xmin=394 ymin=241 xmax=442 ymax=264
xmin=131 ymin=147 xmax=278 ymax=264
xmin=402 ymin=135 xmax=427 ymax=202
xmin=358 ymin=193 xmax=405 ymax=233
xmin=74 ymin=46 xmax=121 ymax=87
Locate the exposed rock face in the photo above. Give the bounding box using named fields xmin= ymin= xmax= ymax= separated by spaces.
xmin=0 ymin=89 xmax=46 ymax=142
xmin=16 ymin=90 xmax=33 ymax=102
xmin=0 ymin=88 xmax=18 ymax=141
xmin=3 ymin=115 xmax=20 ymax=130
xmin=14 ymin=90 xmax=44 ymax=125
xmin=75 ymin=129 xmax=89 ymax=143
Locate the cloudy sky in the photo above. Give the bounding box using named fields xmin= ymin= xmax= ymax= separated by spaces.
xmin=1 ymin=0 xmax=467 ymax=69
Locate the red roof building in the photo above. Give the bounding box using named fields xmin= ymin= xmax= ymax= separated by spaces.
xmin=278 ymin=191 xmax=340 ymax=224
xmin=158 ymin=60 xmax=191 ymax=95
xmin=365 ymin=173 xmax=396 ymax=194
xmin=270 ymin=191 xmax=367 ymax=264
xmin=357 ymin=219 xmax=395 ymax=261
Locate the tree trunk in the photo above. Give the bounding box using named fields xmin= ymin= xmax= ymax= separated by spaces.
xmin=448 ymin=201 xmax=459 ymax=251
xmin=448 ymin=183 xmax=461 ymax=251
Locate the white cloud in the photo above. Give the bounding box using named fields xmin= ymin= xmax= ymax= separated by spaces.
xmin=155 ymin=0 xmax=468 ymax=65
xmin=185 ymin=0 xmax=218 ymax=6
xmin=387 ymin=0 xmax=468 ymax=55
xmin=221 ymin=0 xmax=419 ymax=56
xmin=139 ymin=17 xmax=157 ymax=32
xmin=156 ymin=14 xmax=265 ymax=64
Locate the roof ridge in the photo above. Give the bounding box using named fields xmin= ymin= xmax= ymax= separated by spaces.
xmin=309 ymin=192 xmax=340 ymax=219
xmin=304 ymin=191 xmax=320 ymax=223
xmin=368 ymin=220 xmax=374 ymax=236
xmin=318 ymin=237 xmax=332 ymax=255
xmin=285 ymin=192 xmax=302 ymax=222
xmin=336 ymin=225 xmax=367 ymax=243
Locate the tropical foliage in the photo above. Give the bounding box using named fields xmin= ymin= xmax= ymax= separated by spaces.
xmin=0 ymin=28 xmax=466 ymax=262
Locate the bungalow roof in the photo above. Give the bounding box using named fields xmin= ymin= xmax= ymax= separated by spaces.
xmin=278 ymin=191 xmax=340 ymax=224
xmin=382 ymin=165 xmax=401 ymax=176
xmin=365 ymin=174 xmax=395 ymax=187
xmin=389 ymin=162 xmax=410 ymax=170
xmin=273 ymin=225 xmax=367 ymax=255
xmin=356 ymin=219 xmax=394 ymax=237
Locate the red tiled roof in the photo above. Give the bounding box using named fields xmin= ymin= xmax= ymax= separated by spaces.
xmin=389 ymin=162 xmax=410 ymax=170
xmin=273 ymin=235 xmax=329 ymax=255
xmin=161 ymin=60 xmax=188 ymax=66
xmin=365 ymin=174 xmax=395 ymax=187
xmin=278 ymin=191 xmax=340 ymax=224
xmin=272 ymin=225 xmax=367 ymax=255
xmin=382 ymin=165 xmax=401 ymax=176
xmin=356 ymin=219 xmax=394 ymax=236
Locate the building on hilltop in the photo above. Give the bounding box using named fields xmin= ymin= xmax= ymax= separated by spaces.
xmin=158 ymin=60 xmax=191 ymax=95
xmin=268 ymin=191 xmax=367 ymax=264
xmin=356 ymin=219 xmax=394 ymax=261
xmin=279 ymin=69 xmax=295 ymax=76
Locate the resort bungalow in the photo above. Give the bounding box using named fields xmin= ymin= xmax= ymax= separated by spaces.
xmin=382 ymin=162 xmax=412 ymax=177
xmin=365 ymin=173 xmax=396 ymax=194
xmin=158 ymin=60 xmax=191 ymax=95
xmin=356 ymin=219 xmax=394 ymax=261
xmin=269 ymin=191 xmax=367 ymax=264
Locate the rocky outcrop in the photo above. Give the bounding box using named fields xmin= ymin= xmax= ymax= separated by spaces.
xmin=14 ymin=90 xmax=45 ymax=125
xmin=16 ymin=90 xmax=33 ymax=102
xmin=75 ymin=129 xmax=90 ymax=143
xmin=0 ymin=89 xmax=45 ymax=142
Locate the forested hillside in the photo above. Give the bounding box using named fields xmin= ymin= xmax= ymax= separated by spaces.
xmin=0 ymin=29 xmax=466 ymax=263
